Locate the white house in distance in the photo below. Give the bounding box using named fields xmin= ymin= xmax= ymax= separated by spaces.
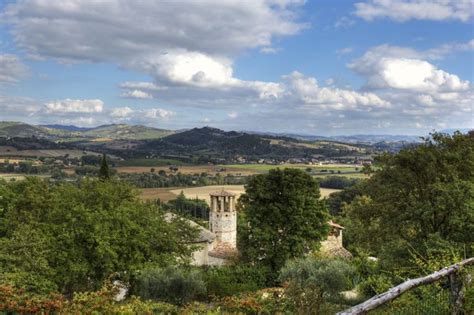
xmin=179 ymin=189 xmax=350 ymax=266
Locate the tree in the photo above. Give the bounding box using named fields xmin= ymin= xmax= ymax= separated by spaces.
xmin=342 ymin=132 xmax=474 ymax=269
xmin=0 ymin=178 xmax=199 ymax=294
xmin=99 ymin=154 xmax=110 ymax=180
xmin=238 ymin=168 xmax=330 ymax=276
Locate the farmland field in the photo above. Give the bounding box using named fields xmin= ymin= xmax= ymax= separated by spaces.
xmin=0 ymin=147 xmax=102 ymax=159
xmin=0 ymin=174 xmax=50 ymax=181
xmin=116 ymin=163 xmax=363 ymax=177
xmin=139 ymin=185 xmax=340 ymax=203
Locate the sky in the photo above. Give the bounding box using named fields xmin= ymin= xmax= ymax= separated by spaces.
xmin=0 ymin=0 xmax=473 ymax=135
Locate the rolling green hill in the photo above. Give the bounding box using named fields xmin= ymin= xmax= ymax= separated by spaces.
xmin=0 ymin=122 xmax=174 ymax=140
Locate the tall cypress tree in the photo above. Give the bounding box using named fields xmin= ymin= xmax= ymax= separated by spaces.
xmin=99 ymin=153 xmax=110 ymax=181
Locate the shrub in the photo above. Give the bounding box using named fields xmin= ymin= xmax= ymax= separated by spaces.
xmin=279 ymin=257 xmax=355 ymax=313
xmin=204 ymin=265 xmax=269 ymax=298
xmin=0 ymin=285 xmax=65 ymax=314
xmin=134 ymin=266 xmax=206 ymax=305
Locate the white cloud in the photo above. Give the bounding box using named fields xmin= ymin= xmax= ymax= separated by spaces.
xmin=120 ymin=90 xmax=153 ymax=99
xmin=228 ymin=112 xmax=239 ymax=119
xmin=284 ymin=71 xmax=390 ymax=110
xmin=44 ymin=99 xmax=104 ymax=114
xmin=354 ymin=0 xmax=474 ymax=22
xmin=349 ymin=41 xmax=474 ymax=62
xmin=336 ymin=47 xmax=354 ymax=56
xmin=143 ymin=108 xmax=174 ymax=119
xmin=0 ymin=54 xmax=29 ymax=83
xmin=349 ymin=50 xmax=470 ymax=93
xmin=3 ymin=1 xmax=304 ymax=104
xmin=260 ymin=46 xmax=281 ymax=54
xmin=346 ymin=44 xmax=473 ymax=130
xmin=110 ymin=106 xmax=174 ymax=120
xmin=334 ymin=16 xmax=355 ymax=29
xmin=110 ymin=107 xmax=134 ymax=118
xmin=0 ymin=94 xmax=39 ymax=117
xmin=3 ymin=1 xmax=303 ymax=62
xmin=120 ymin=81 xmax=167 ymax=91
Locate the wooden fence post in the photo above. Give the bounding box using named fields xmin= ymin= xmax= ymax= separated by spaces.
xmin=337 ymin=258 xmax=474 ymax=315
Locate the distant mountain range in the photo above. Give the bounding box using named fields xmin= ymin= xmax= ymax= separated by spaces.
xmin=0 ymin=121 xmax=469 ymax=151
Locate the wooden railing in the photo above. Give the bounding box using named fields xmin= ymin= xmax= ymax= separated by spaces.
xmin=338 ymin=257 xmax=474 ymax=315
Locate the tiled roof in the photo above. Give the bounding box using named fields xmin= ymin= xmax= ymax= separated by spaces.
xmin=329 ymin=220 xmax=344 ymax=229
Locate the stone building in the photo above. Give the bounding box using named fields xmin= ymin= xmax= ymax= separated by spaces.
xmin=181 ymin=190 xmax=350 ymax=266
xmin=320 ymin=221 xmax=352 ymax=258
xmin=178 ymin=190 xmax=238 ymax=266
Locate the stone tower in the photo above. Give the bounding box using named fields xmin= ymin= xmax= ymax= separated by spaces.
xmin=209 ymin=190 xmax=237 ymax=248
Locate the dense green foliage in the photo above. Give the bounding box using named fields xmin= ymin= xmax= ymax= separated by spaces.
xmin=238 ymin=168 xmax=330 ymax=275
xmin=203 ymin=265 xmax=269 ymax=297
xmin=164 ymin=192 xmax=210 ymax=220
xmin=341 ymin=132 xmax=474 ymax=271
xmin=119 ymin=171 xmax=247 ymax=188
xmin=134 ymin=266 xmax=206 ymax=305
xmin=279 ymin=257 xmax=355 ymax=313
xmin=0 ymin=178 xmax=198 ymax=295
xmin=318 ymin=176 xmax=360 ymax=189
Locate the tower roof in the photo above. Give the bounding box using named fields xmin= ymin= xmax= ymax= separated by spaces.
xmin=209 ymin=190 xmax=237 ymax=197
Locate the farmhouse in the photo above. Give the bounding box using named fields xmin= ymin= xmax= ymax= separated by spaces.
xmin=180 ymin=190 xmax=350 ymax=266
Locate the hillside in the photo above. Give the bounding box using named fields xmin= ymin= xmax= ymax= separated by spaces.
xmin=82 ymin=124 xmax=174 ymax=140
xmin=0 ymin=122 xmax=174 ymax=140
xmin=119 ymin=127 xmax=373 ymax=162
xmin=0 ymin=122 xmax=52 ymax=138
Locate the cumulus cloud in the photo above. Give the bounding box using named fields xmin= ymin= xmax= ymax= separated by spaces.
xmin=349 ymin=48 xmax=470 ymax=93
xmin=3 ymin=0 xmax=304 ymax=103
xmin=0 ymin=54 xmax=29 ymax=83
xmin=120 ymin=90 xmax=153 ymax=99
xmin=110 ymin=106 xmax=174 ymax=121
xmin=110 ymin=106 xmax=134 ymax=118
xmin=44 ymin=99 xmax=104 ymax=114
xmin=346 ymin=44 xmax=473 ymax=130
xmin=143 ymin=108 xmax=174 ymax=119
xmin=354 ymin=0 xmax=474 ymax=22
xmin=284 ymin=71 xmax=390 ymax=110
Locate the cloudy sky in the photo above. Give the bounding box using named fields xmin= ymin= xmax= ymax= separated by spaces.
xmin=0 ymin=0 xmax=473 ymax=135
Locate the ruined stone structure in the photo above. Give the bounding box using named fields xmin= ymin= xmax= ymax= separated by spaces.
xmin=320 ymin=221 xmax=352 ymax=258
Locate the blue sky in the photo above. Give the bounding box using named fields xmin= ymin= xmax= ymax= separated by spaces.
xmin=0 ymin=0 xmax=473 ymax=135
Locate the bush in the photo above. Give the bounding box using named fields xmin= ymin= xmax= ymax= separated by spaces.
xmin=204 ymin=265 xmax=269 ymax=298
xmin=134 ymin=266 xmax=206 ymax=305
xmin=279 ymin=257 xmax=355 ymax=313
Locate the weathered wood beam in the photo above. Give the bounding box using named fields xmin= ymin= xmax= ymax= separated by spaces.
xmin=337 ymin=257 xmax=474 ymax=315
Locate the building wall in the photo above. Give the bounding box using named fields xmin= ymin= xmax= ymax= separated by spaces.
xmin=190 ymin=242 xmax=211 ymax=266
xmin=320 ymin=229 xmax=343 ymax=252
